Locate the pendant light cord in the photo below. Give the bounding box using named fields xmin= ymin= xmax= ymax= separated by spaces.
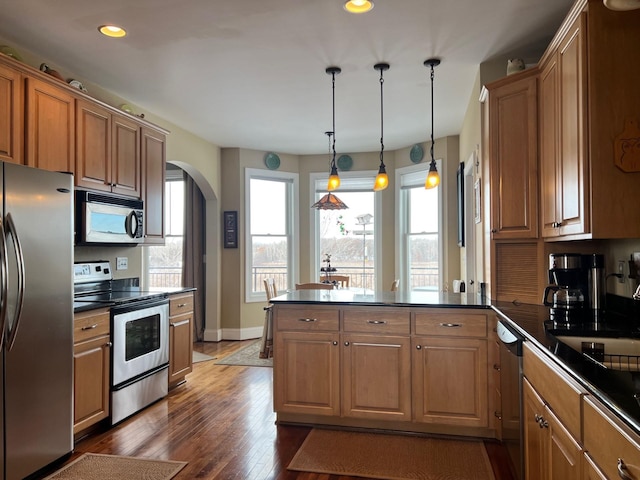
xmin=430 ymin=63 xmax=435 ymax=164
xmin=331 ymin=71 xmax=337 ymax=168
xmin=379 ymin=68 xmax=385 ymax=165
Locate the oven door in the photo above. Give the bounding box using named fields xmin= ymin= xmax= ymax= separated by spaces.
xmin=111 ymin=299 xmax=169 ymax=388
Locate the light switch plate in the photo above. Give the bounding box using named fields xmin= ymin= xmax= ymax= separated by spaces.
xmin=116 ymin=257 xmax=128 ymax=270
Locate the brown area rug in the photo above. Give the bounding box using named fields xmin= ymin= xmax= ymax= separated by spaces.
xmin=288 ymin=429 xmax=496 ymax=480
xmin=43 ymin=453 xmax=187 ymax=480
xmin=214 ymin=340 xmax=273 ymax=367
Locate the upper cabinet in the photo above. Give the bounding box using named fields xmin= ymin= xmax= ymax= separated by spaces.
xmin=483 ymin=68 xmax=539 ymax=240
xmin=76 ymin=99 xmax=141 ymax=197
xmin=25 ymin=76 xmax=75 ymax=173
xmin=141 ymin=127 xmax=166 ymax=244
xmin=0 ymin=63 xmax=22 ymax=164
xmin=539 ymin=0 xmax=640 ymax=240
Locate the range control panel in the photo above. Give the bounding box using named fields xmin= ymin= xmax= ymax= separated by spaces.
xmin=73 ymin=261 xmax=113 ymax=284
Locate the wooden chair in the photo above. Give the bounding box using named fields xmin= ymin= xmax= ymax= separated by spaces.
xmin=295 ymin=282 xmax=334 ymax=290
xmin=260 ymin=278 xmax=277 ymax=358
xmin=319 ymin=275 xmax=350 ymax=288
xmin=391 ymin=279 xmax=400 ymax=292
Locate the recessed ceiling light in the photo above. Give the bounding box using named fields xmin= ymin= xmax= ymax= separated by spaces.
xmin=343 ymin=0 xmax=374 ymax=14
xmin=98 ymin=25 xmax=127 ymax=38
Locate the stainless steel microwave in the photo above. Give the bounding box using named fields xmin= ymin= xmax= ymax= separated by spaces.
xmin=75 ymin=191 xmax=144 ymax=245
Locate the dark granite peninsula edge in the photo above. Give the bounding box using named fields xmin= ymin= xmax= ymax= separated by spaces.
xmin=492 ymin=300 xmax=640 ymax=436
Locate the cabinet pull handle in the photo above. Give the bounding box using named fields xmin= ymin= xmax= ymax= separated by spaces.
xmin=494 ymin=411 xmax=502 ymax=420
xmin=618 ymin=459 xmax=633 ymax=480
xmin=439 ymin=323 xmax=461 ymax=328
xmin=81 ymin=324 xmax=98 ymax=330
xmin=534 ymin=414 xmax=548 ymax=429
xmin=170 ymin=319 xmax=190 ymax=327
xmin=177 ymin=303 xmax=187 ymax=308
xmin=344 ymin=341 xmax=350 ymax=346
xmin=493 ymin=364 xmax=501 ymax=371
xmin=298 ymin=318 xmax=317 ymax=322
xmin=367 ymin=320 xmax=387 ymax=325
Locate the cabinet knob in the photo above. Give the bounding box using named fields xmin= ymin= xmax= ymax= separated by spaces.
xmin=332 ymin=341 xmax=338 ymax=346
xmin=494 ymin=411 xmax=502 ymax=420
xmin=491 ymin=229 xmax=497 ymax=234
xmin=105 ymin=342 xmax=113 ymax=348
xmin=416 ymin=345 xmax=422 ymax=350
xmin=617 ymin=458 xmax=633 ymax=480
xmin=344 ymin=341 xmax=350 ymax=347
xmin=493 ymin=364 xmax=501 ymax=371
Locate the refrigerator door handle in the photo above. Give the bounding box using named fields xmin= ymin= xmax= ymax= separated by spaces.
xmin=0 ymin=216 xmax=8 ymax=350
xmin=5 ymin=212 xmax=25 ymax=352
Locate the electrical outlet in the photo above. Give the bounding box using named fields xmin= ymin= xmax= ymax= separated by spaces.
xmin=618 ymin=260 xmax=625 ymax=283
xmin=116 ymin=257 xmax=128 ymax=270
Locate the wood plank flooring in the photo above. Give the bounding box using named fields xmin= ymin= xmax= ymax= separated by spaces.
xmin=42 ymin=340 xmax=515 ymax=479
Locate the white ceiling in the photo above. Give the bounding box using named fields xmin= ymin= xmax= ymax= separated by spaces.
xmin=0 ymin=0 xmax=575 ymax=155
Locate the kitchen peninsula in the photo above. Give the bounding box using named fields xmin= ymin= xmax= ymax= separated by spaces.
xmin=270 ymin=290 xmax=498 ymax=439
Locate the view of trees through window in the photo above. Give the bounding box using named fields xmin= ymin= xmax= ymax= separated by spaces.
xmin=148 ymin=178 xmax=184 ymax=288
xmin=406 ymin=184 xmax=439 ymax=291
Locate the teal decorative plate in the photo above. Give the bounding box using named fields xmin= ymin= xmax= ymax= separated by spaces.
xmin=337 ymin=154 xmax=353 ymax=171
xmin=265 ymin=152 xmax=280 ymax=170
xmin=410 ymin=144 xmax=424 ymax=163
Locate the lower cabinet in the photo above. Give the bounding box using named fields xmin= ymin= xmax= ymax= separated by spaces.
xmin=73 ymin=308 xmax=111 ymax=435
xmin=168 ymin=292 xmax=194 ymax=387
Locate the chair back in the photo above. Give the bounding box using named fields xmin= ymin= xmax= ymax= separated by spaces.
xmin=391 ymin=279 xmax=400 ymax=292
xmin=264 ymin=278 xmax=278 ymax=302
xmin=295 ymin=282 xmax=334 ymax=290
xmin=319 ymin=275 xmax=350 ymax=288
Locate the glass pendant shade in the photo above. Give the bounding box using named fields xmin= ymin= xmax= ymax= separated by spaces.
xmin=425 ymin=160 xmax=440 ymax=189
xmin=374 ymin=164 xmax=388 ymax=191
xmin=327 ymin=164 xmax=340 ymax=191
xmin=312 ymin=192 xmax=349 ymax=210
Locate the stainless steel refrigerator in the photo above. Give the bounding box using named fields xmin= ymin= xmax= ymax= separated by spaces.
xmin=0 ymin=162 xmax=73 ymax=479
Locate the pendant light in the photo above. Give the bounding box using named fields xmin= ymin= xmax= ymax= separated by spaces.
xmin=424 ymin=58 xmax=441 ymax=189
xmin=373 ymin=63 xmax=390 ymax=192
xmin=312 ymin=67 xmax=348 ymax=210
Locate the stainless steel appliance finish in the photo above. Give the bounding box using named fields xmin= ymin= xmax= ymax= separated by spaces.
xmin=110 ymin=298 xmax=169 ymax=424
xmin=75 ymin=191 xmax=144 ymax=245
xmin=0 ymin=162 xmax=73 ymax=479
xmin=496 ymin=320 xmax=524 ymax=480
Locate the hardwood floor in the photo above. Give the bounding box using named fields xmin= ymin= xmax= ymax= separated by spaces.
xmin=43 ymin=340 xmax=516 ymax=479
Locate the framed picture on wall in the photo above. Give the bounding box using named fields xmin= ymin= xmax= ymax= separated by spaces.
xmin=474 ymin=179 xmax=481 ymax=224
xmin=457 ymin=162 xmax=464 ymax=247
xmin=223 ymin=211 xmax=238 ymax=248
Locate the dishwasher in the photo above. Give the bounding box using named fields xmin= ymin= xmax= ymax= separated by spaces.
xmin=496 ymin=320 xmax=524 ymax=480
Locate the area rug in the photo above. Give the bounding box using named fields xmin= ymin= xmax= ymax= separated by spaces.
xmin=43 ymin=453 xmax=187 ymax=480
xmin=214 ymin=340 xmax=273 ymax=367
xmin=192 ymin=350 xmax=216 ymax=363
xmin=288 ymin=429 xmax=496 ymax=480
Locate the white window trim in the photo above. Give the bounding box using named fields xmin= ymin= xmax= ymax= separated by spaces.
xmin=394 ymin=160 xmax=444 ymax=292
xmin=310 ymin=170 xmax=382 ymax=291
xmin=244 ymin=168 xmax=299 ymax=303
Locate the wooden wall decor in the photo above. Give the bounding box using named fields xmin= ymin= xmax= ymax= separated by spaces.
xmin=614 ymin=119 xmax=640 ymax=172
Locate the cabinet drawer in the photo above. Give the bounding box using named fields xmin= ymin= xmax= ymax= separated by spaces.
xmin=583 ymin=395 xmax=640 ymax=480
xmin=523 ymin=342 xmax=586 ymax=440
xmin=74 ymin=308 xmax=110 ymax=343
xmin=413 ymin=311 xmax=487 ymax=338
xmin=170 ymin=292 xmax=194 ymax=316
xmin=343 ymin=308 xmax=409 ymax=335
xmin=275 ymin=306 xmax=339 ymax=332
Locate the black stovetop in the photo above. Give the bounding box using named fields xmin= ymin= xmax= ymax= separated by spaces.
xmin=73 ymin=278 xmax=167 ymax=311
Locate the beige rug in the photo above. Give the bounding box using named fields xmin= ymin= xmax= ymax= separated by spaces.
xmin=288 ymin=429 xmax=496 ymax=480
xmin=43 ymin=453 xmax=187 ymax=480
xmin=214 ymin=340 xmax=273 ymax=367
xmin=192 ymin=350 xmax=216 ymax=363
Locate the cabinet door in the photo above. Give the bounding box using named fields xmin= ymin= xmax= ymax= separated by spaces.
xmin=557 ymin=13 xmax=589 ymax=237
xmin=169 ymin=311 xmax=193 ymax=385
xmin=583 ymin=453 xmax=607 ymax=480
xmin=111 ymin=114 xmax=141 ymax=197
xmin=25 ymin=77 xmax=75 ymax=173
xmin=75 ymin=99 xmax=111 ymax=192
xmin=547 ymin=405 xmax=583 ymax=480
xmin=412 ymin=336 xmax=488 ymax=427
xmin=73 ymin=335 xmax=111 ymax=434
xmin=523 ymin=378 xmax=548 ymax=480
xmin=488 ymin=72 xmax=538 ymax=239
xmin=0 ymin=63 xmax=22 ymax=164
xmin=274 ymin=331 xmax=340 ymax=416
xmin=342 ymin=334 xmax=411 ymax=421
xmin=141 ymin=127 xmax=166 ymax=244
xmin=539 ymin=53 xmax=560 ymax=238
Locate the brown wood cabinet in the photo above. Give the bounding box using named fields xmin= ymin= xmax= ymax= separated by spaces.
xmin=25 ymin=76 xmax=75 ymax=173
xmin=75 ymin=99 xmax=141 ymax=197
xmin=141 ymin=126 xmax=166 ymax=244
xmin=168 ymin=292 xmax=194 ymax=388
xmin=73 ymin=308 xmax=111 ymax=435
xmin=0 ymin=63 xmax=22 ymax=164
xmin=483 ymin=68 xmax=538 ymax=240
xmin=538 ymin=0 xmax=640 ymax=239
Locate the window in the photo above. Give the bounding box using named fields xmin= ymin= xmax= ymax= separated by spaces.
xmin=396 ymin=162 xmax=442 ymax=291
xmin=245 ymin=168 xmax=299 ymax=302
xmin=147 ymin=167 xmax=184 ymax=288
xmin=312 ymin=173 xmax=381 ymax=290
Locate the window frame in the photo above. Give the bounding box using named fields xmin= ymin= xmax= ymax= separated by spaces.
xmin=310 ymin=170 xmax=382 ymax=291
xmin=395 ymin=161 xmax=444 ymax=292
xmin=244 ymin=168 xmax=299 ymax=303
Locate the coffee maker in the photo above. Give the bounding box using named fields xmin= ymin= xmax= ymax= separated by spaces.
xmin=543 ymin=253 xmax=605 ymax=326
